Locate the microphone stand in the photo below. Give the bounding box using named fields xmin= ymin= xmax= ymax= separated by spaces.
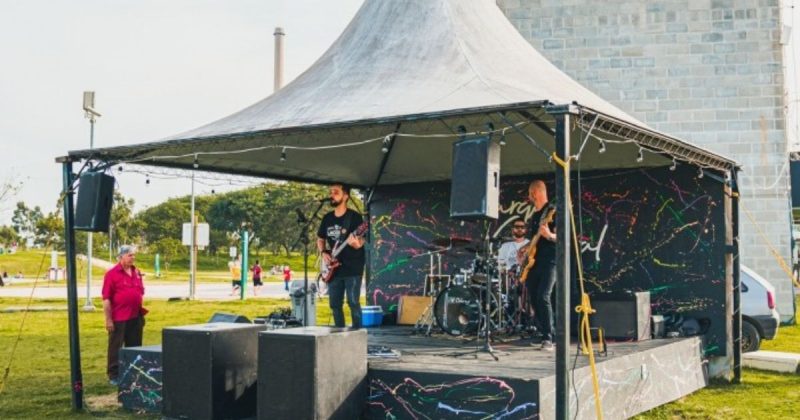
xmin=291 ymin=200 xmax=327 ymax=327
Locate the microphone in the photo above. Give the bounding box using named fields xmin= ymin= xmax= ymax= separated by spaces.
xmin=295 ymin=208 xmax=308 ymax=224
xmin=315 ymin=197 xmax=329 ymax=203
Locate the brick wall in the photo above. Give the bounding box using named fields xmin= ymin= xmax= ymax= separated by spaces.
xmin=498 ymin=0 xmax=794 ymax=320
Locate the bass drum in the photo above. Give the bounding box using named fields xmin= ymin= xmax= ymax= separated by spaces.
xmin=434 ymin=285 xmax=480 ymax=336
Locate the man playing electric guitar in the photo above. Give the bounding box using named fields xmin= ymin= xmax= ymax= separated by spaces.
xmin=317 ymin=183 xmax=366 ymax=329
xmin=520 ymin=180 xmax=557 ymax=351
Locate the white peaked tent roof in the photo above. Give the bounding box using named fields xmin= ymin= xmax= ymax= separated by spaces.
xmin=67 ymin=0 xmax=738 ymax=185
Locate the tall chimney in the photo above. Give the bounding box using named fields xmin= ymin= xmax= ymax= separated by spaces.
xmin=273 ymin=27 xmax=285 ymax=92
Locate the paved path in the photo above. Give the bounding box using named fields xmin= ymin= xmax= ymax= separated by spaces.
xmin=0 ymin=281 xmax=345 ymax=300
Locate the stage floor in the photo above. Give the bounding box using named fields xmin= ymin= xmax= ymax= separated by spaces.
xmin=365 ymin=327 xmax=708 ymax=419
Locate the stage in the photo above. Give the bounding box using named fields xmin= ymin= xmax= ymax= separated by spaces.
xmin=365 ymin=327 xmax=708 ymax=419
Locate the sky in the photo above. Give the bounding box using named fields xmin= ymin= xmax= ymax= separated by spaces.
xmin=0 ymin=0 xmax=364 ymax=224
xmin=1 ymin=0 xmax=799 ymax=226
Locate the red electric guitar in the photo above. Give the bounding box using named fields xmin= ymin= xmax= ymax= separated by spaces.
xmin=320 ymin=221 xmax=369 ymax=283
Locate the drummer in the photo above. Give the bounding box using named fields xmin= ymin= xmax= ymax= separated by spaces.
xmin=497 ymin=220 xmax=530 ymax=271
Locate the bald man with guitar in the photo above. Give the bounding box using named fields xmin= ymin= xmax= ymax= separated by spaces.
xmin=518 ymin=180 xmax=557 ymax=351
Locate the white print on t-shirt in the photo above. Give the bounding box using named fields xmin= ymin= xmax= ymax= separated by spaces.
xmin=326 ymin=224 xmax=348 ymax=243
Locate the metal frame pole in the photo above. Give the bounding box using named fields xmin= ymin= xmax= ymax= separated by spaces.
xmin=83 ymin=118 xmax=96 ymax=311
xmin=62 ymin=160 xmax=84 ymax=410
xmin=731 ymin=171 xmax=742 ymax=383
xmin=240 ymin=230 xmax=248 ymax=300
xmin=548 ymin=104 xmax=576 ymax=420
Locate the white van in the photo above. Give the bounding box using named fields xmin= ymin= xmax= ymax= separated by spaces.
xmin=740 ymin=265 xmax=781 ymax=352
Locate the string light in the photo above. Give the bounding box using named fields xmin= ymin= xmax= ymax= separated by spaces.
xmin=499 ymin=132 xmax=507 ymax=146
xmin=669 ymin=158 xmax=677 ymax=171
xmin=145 ymin=175 xmax=150 ymax=185
xmin=193 ymin=155 xmax=199 ymax=169
xmin=381 ymin=135 xmax=391 ymax=153
xmin=280 ymin=147 xmax=287 ymax=162
xmin=698 ymin=168 xmax=704 ymax=179
xmin=636 ymin=148 xmax=644 ymax=163
xmin=598 ymin=139 xmax=606 ymax=154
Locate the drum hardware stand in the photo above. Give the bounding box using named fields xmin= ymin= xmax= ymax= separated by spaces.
xmin=412 ymin=247 xmax=451 ymax=336
xmin=456 ymin=223 xmax=506 ymax=360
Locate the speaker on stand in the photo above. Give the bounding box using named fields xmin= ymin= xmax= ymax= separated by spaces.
xmin=74 ymin=172 xmax=115 ymax=232
xmin=449 ymin=126 xmax=503 ymax=359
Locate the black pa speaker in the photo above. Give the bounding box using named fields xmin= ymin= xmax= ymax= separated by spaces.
xmin=591 ymin=291 xmax=651 ymax=341
xmin=450 ymin=136 xmax=500 ymax=220
xmin=208 ymin=312 xmax=251 ymax=324
xmin=74 ymin=172 xmax=114 ymax=232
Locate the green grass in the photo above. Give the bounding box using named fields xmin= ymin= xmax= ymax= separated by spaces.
xmin=634 ymin=295 xmax=800 ymax=419
xmin=0 ymin=296 xmax=352 ymax=419
xmin=0 ymin=250 xmax=317 ymax=285
xmin=1 ymin=292 xmax=799 ymax=418
xmin=761 ymin=297 xmax=800 ymax=353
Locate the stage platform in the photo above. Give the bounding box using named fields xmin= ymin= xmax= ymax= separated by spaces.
xmin=365 ymin=327 xmax=707 ymax=419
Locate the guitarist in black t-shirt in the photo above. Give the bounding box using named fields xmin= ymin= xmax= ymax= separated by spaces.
xmin=520 ymin=180 xmax=557 ymax=351
xmin=316 ymin=183 xmax=366 ymax=329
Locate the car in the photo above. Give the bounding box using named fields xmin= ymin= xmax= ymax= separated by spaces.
xmin=740 ymin=265 xmax=780 ymax=352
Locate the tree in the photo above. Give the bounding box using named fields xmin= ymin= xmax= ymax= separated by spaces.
xmin=35 ymin=212 xmax=64 ymax=249
xmin=11 ymin=202 xmax=43 ymax=245
xmin=136 ymin=198 xmax=190 ymax=245
xmin=151 ymin=237 xmax=185 ymax=272
xmin=0 ymin=177 xmax=22 ymax=212
xmin=0 ymin=225 xmax=19 ymax=247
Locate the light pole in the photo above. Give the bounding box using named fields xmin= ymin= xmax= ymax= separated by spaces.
xmin=82 ymin=91 xmax=101 ymax=311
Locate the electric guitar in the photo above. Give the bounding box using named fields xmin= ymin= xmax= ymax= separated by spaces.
xmin=518 ymin=206 xmax=556 ymax=283
xmin=320 ymin=221 xmax=369 ymax=283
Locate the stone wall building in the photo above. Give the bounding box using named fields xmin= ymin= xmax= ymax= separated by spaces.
xmin=498 ymin=0 xmax=795 ymax=320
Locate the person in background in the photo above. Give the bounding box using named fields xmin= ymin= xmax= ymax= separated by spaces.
xmin=283 ymin=264 xmax=292 ymax=291
xmin=251 ymin=260 xmax=263 ymax=295
xmin=102 ymin=245 xmax=147 ymax=386
xmin=229 ymin=256 xmax=242 ymax=296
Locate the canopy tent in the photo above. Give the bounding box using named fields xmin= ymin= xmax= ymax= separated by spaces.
xmin=64 ymin=0 xmax=738 ymax=183
xmin=58 ymin=0 xmax=744 ymax=414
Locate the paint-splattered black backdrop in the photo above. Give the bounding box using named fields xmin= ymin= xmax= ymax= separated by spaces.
xmin=367 ymin=166 xmax=728 ymax=355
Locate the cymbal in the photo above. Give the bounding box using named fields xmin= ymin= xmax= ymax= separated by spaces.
xmin=430 ymin=236 xmax=473 ymax=248
xmin=423 ymin=244 xmax=478 ymax=254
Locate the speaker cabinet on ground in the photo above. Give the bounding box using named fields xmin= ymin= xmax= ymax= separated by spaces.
xmin=450 ymin=136 xmax=500 ymax=220
xmin=258 ymin=326 xmax=367 ymax=420
xmin=74 ymin=172 xmax=115 ymax=232
xmin=208 ymin=312 xmax=251 ymax=324
xmin=591 ymin=291 xmax=651 ymax=341
xmin=163 ymin=323 xmax=264 ymax=420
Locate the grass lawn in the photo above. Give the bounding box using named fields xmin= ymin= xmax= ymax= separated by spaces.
xmin=0 ymin=293 xmax=798 ymax=418
xmin=0 ymin=296 xmax=352 ymax=419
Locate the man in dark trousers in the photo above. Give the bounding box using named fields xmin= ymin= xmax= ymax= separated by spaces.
xmin=317 ymin=183 xmax=365 ymax=329
xmin=102 ymin=245 xmax=147 ymax=385
xmin=523 ymin=180 xmax=557 ymax=351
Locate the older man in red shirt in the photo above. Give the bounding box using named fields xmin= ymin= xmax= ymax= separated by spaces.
xmin=102 ymin=245 xmax=147 ymax=385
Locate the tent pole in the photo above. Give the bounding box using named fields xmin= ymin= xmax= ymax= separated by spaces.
xmin=61 ymin=160 xmax=84 ymax=410
xmin=731 ymin=170 xmax=742 ymax=383
xmin=547 ymin=104 xmax=576 ymax=420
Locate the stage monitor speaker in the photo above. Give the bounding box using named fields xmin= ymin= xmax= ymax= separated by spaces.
xmin=208 ymin=312 xmax=251 ymax=324
xmin=74 ymin=172 xmax=115 ymax=232
xmin=591 ymin=291 xmax=651 ymax=341
xmin=450 ymin=136 xmax=500 ymax=220
xmin=163 ymin=323 xmax=263 ymax=420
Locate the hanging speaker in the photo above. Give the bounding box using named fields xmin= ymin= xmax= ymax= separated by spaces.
xmin=74 ymin=172 xmax=115 ymax=232
xmin=450 ymin=136 xmax=500 ymax=220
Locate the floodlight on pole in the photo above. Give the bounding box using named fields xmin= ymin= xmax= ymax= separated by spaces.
xmin=82 ymin=91 xmax=100 ymax=311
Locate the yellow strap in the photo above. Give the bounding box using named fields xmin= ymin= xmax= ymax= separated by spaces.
xmin=555 ymin=147 xmax=603 ymax=419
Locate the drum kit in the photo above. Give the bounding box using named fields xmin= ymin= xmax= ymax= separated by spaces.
xmin=413 ymin=234 xmax=532 ymax=342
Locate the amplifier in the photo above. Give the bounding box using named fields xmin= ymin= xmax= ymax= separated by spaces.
xmin=162 ymin=323 xmax=264 ymax=420
xmin=590 ymin=291 xmax=651 ymax=341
